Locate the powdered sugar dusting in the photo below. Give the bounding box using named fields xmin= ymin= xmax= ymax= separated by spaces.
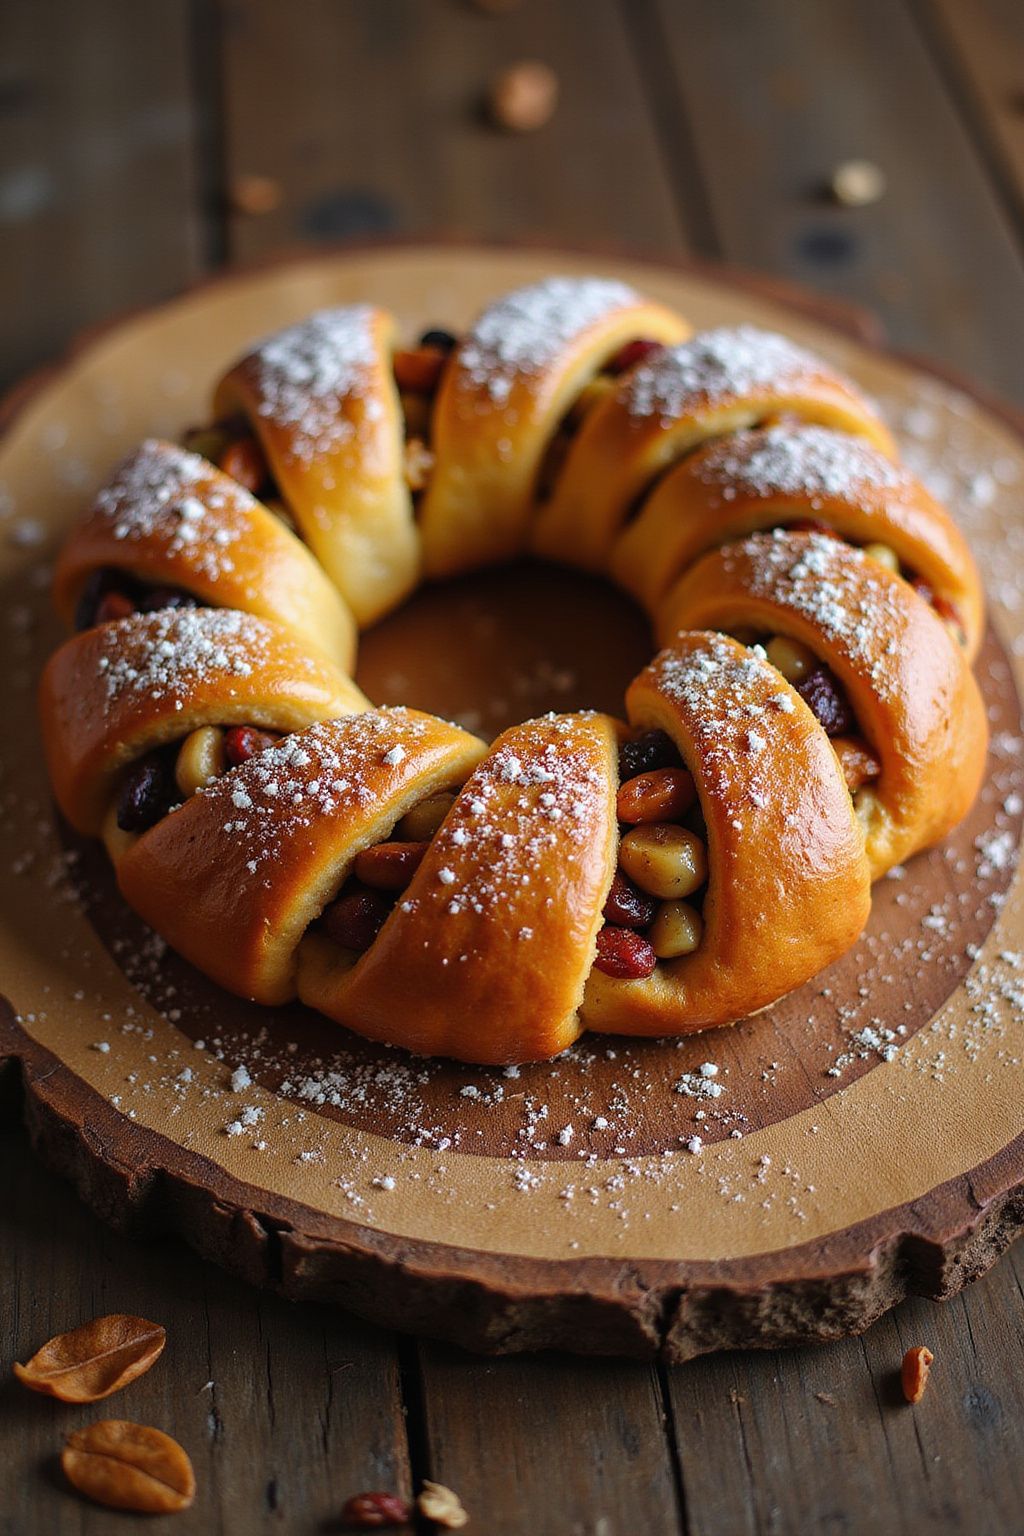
xmin=694 ymin=423 xmax=908 ymax=507
xmin=247 ymin=305 xmax=380 ymax=463
xmin=91 ymin=439 xmax=243 ymax=581
xmin=625 ymin=326 xmax=858 ymax=423
xmin=458 ymin=277 xmax=639 ymax=406
xmin=93 ymin=608 xmax=276 ymax=713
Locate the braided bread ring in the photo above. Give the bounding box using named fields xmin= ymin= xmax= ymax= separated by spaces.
xmin=39 ymin=608 xmax=368 ymax=839
xmin=215 ymin=305 xmax=420 ymax=626
xmin=52 ymin=440 xmax=358 ymax=670
xmin=659 ymin=531 xmax=988 ymax=879
xmin=531 ymin=325 xmax=897 ymax=573
xmin=581 ymin=632 xmax=871 ymax=1037
xmin=610 ymin=423 xmax=984 ymax=660
xmin=301 ymin=712 xmax=620 ymax=1064
xmin=117 ymin=711 xmax=484 ymax=1006
xmin=419 ymin=277 xmax=689 ymax=578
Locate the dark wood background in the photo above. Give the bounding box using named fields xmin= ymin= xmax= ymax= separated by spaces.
xmin=3 ymin=3 xmax=1024 ymax=1532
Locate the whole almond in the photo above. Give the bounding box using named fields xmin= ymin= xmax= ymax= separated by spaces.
xmin=13 ymin=1314 xmax=166 ymax=1403
xmin=488 ymin=61 xmax=558 ymax=133
xmin=418 ymin=1479 xmax=469 ymax=1529
xmin=62 ymin=1420 xmax=195 ymax=1514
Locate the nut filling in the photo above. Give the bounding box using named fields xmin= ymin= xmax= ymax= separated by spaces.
xmin=595 ymin=727 xmax=707 ymax=980
xmin=755 ymin=632 xmax=881 ymax=803
xmin=536 ymin=336 xmax=667 ymax=501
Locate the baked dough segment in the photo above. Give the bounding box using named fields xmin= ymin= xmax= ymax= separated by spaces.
xmin=659 ymin=531 xmax=988 ymax=878
xmin=214 ymin=305 xmax=419 ymax=626
xmin=582 ymin=632 xmax=871 ymax=1037
xmin=51 ymin=439 xmax=358 ymax=670
xmin=611 ymin=423 xmax=984 ymax=659
xmin=418 ymin=277 xmax=690 ymax=579
xmin=39 ymin=607 xmax=368 ymax=836
xmin=118 ymin=711 xmax=485 ymax=1005
xmin=303 ymin=712 xmax=621 ymax=1064
xmin=532 ymin=325 xmax=897 ymax=572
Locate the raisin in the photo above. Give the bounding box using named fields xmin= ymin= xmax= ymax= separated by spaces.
xmin=618 ymin=729 xmax=679 ymax=779
xmin=418 ymin=327 xmax=458 ymax=353
xmin=223 ymin=726 xmax=280 ymax=767
xmin=796 ymin=666 xmax=854 ymax=736
xmin=137 ymin=587 xmax=198 ymax=614
xmin=608 ymin=337 xmax=665 ymax=374
xmin=218 ymin=435 xmax=269 ymax=494
xmin=602 ymin=871 xmax=657 ymax=929
xmin=594 ymin=925 xmax=657 ymax=979
xmin=116 ymin=754 xmax=175 ymax=833
xmin=321 ymin=885 xmax=393 ymax=952
xmin=95 ymin=590 xmax=137 ymax=624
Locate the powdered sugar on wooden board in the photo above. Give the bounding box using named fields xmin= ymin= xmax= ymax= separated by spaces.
xmin=624 ymin=326 xmax=865 ymax=423
xmin=457 ymin=277 xmax=639 ymax=406
xmin=693 ymin=423 xmax=909 ymax=505
xmin=89 ymin=440 xmax=246 ymax=581
xmin=244 ymin=305 xmax=382 ymax=463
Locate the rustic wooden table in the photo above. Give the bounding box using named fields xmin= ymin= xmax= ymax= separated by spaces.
xmin=3 ymin=3 xmax=1024 ymax=1533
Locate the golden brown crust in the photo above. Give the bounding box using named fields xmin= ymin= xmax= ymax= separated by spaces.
xmin=51 ymin=440 xmax=358 ymax=670
xmin=304 ymin=713 xmax=621 ymax=1063
xmin=581 ymin=633 xmax=872 ymax=1036
xmin=39 ymin=608 xmax=368 ymax=836
xmin=419 ymin=278 xmax=689 ymax=578
xmin=611 ymin=423 xmax=984 ymax=659
xmin=118 ymin=711 xmax=485 ymax=1006
xmin=659 ymin=532 xmax=988 ymax=878
xmin=214 ymin=305 xmax=420 ymax=625
xmin=532 ymin=325 xmax=897 ymax=572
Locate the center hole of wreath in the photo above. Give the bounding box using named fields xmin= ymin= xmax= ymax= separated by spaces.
xmin=355 ymin=559 xmax=654 ymax=740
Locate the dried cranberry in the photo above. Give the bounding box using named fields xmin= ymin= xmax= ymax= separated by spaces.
xmin=321 ymin=885 xmax=393 ymax=952
xmin=223 ymin=726 xmax=280 ymax=767
xmin=418 ymin=327 xmax=458 ymax=353
xmin=95 ymin=590 xmax=137 ymax=624
xmin=218 ymin=436 xmax=269 ymax=494
xmin=608 ymin=337 xmax=665 ymax=374
xmin=618 ymin=729 xmax=679 ymax=780
xmin=339 ymin=1490 xmax=412 ymax=1528
xmin=137 ymin=587 xmax=198 ymax=614
xmin=116 ymin=754 xmax=175 ymax=833
xmin=786 ymin=518 xmax=838 ymax=537
xmin=796 ymin=666 xmax=854 ymax=736
xmin=602 ymin=871 xmax=657 ymax=930
xmin=594 ymin=925 xmax=657 ymax=979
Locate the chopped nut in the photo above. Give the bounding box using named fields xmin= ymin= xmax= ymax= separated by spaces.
xmin=830 ymin=158 xmax=886 ymax=207
xmin=901 ymin=1345 xmax=934 ymax=1403
xmin=488 ymin=61 xmax=559 ymax=133
xmin=404 ymin=437 xmax=436 ymax=493
xmin=418 ymin=1480 xmax=468 ymax=1529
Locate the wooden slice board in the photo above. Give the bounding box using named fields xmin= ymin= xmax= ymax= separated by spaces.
xmin=2 ymin=244 xmax=1023 ymax=1362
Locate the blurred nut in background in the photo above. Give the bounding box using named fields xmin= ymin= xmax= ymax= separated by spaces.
xmin=488 ymin=60 xmax=559 ymax=132
xmin=229 ymin=173 xmax=283 ymax=216
xmin=829 ymin=158 xmax=887 ymax=207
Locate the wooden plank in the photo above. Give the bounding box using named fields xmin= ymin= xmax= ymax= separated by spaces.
xmin=637 ymin=0 xmax=1024 ymax=403
xmin=0 ymin=1127 xmax=412 ymax=1535
xmin=665 ymin=1251 xmax=1024 ymax=1536
xmin=916 ymin=0 xmax=1024 ymax=245
xmin=0 ymin=0 xmax=204 ymax=389
xmin=416 ymin=1340 xmax=684 ymax=1536
xmin=218 ymin=0 xmax=689 ymax=263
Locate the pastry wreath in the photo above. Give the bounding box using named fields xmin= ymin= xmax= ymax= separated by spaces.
xmin=41 ymin=276 xmax=987 ymax=1065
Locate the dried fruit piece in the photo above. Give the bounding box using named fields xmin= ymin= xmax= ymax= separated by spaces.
xmin=393 ymin=346 xmax=447 ymax=394
xmin=617 ymin=766 xmax=695 ymax=825
xmin=608 ymin=337 xmax=665 ymax=374
xmin=418 ymin=1479 xmax=469 ymax=1529
xmin=322 ymin=885 xmax=393 ymax=951
xmin=223 ymin=725 xmax=280 ymax=767
xmin=901 ymin=1345 xmax=934 ymax=1404
xmin=61 ymin=1420 xmax=195 ymax=1514
xmin=594 ymin=925 xmax=657 ymax=979
xmin=340 ymin=1490 xmax=412 ymax=1527
xmin=95 ymin=590 xmax=137 ymax=625
xmin=354 ymin=841 xmax=429 ymax=891
xmin=488 ymin=60 xmax=559 ymax=132
xmin=13 ymin=1315 xmax=166 ymax=1403
xmin=832 ymin=735 xmax=881 ymax=794
xmin=618 ymin=728 xmax=679 ymax=779
xmin=796 ymin=666 xmax=854 ymax=737
xmin=602 ymin=870 xmax=657 ymax=930
xmin=218 ymin=435 xmax=269 ymax=494
xmin=398 ymin=791 xmax=456 ymax=841
xmin=116 ymin=754 xmax=176 ymax=833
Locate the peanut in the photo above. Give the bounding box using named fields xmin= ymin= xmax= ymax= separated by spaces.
xmin=649 ymin=900 xmax=703 ymax=959
xmin=175 ymin=726 xmax=226 ymax=798
xmin=765 ymin=634 xmax=816 ymax=685
xmin=617 ymin=766 xmax=695 ymax=825
xmin=619 ymin=823 xmax=707 ymax=900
